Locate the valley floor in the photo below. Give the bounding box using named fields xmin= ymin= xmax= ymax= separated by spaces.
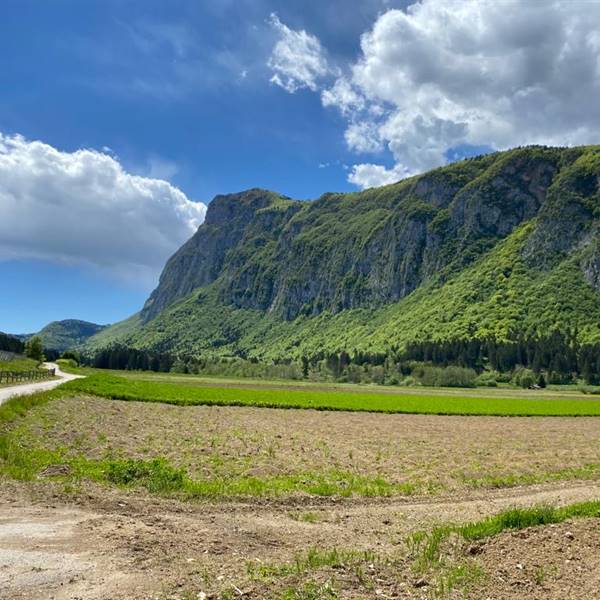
xmin=1 ymin=373 xmax=599 ymax=598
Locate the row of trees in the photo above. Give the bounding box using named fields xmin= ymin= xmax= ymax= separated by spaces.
xmin=403 ymin=332 xmax=600 ymax=384
xmin=90 ymin=346 xmax=175 ymax=372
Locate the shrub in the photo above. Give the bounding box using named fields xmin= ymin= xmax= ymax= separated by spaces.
xmin=475 ymin=370 xmax=500 ymax=387
xmin=60 ymin=350 xmax=80 ymax=364
xmin=56 ymin=358 xmax=78 ymax=369
xmin=547 ymin=370 xmax=573 ymax=385
xmin=413 ymin=365 xmax=477 ymax=388
xmin=369 ymin=366 xmax=385 ymax=385
xmin=512 ymin=367 xmax=536 ymax=388
xmin=170 ymin=359 xmax=188 ymax=374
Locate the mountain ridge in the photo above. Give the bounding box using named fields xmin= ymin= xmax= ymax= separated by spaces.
xmin=30 ymin=319 xmax=107 ymax=352
xmin=86 ymin=145 xmax=600 ymax=359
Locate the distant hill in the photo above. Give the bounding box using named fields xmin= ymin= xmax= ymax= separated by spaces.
xmin=86 ymin=145 xmax=600 ymax=360
xmin=33 ymin=320 xmax=108 ymax=352
xmin=0 ymin=331 xmax=24 ymax=354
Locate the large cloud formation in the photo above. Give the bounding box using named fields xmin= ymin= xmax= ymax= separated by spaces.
xmin=271 ymin=0 xmax=600 ymax=188
xmin=0 ymin=133 xmax=206 ymax=287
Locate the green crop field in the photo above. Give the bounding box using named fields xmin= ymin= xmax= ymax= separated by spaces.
xmin=63 ymin=372 xmax=600 ymax=416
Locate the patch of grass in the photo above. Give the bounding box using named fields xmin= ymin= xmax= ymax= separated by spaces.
xmin=279 ymin=581 xmax=338 ymax=600
xmin=408 ymin=501 xmax=600 ymax=570
xmin=435 ymin=562 xmax=486 ymax=597
xmin=462 ymin=463 xmax=600 ymax=488
xmin=0 ymin=357 xmax=42 ymax=372
xmin=0 ymin=388 xmax=57 ymax=427
xmin=459 ymin=502 xmax=600 ymax=539
xmin=248 ymin=547 xmax=378 ymax=580
xmin=0 ymin=433 xmax=420 ymax=499
xmin=533 ymin=564 xmax=558 ymax=586
xmin=248 ymin=546 xmax=396 ymax=598
xmin=63 ymin=373 xmax=600 ymax=416
xmin=406 ymin=501 xmax=600 ymax=597
xmin=105 ymin=457 xmax=186 ymax=493
xmin=288 ymin=511 xmax=322 ymax=523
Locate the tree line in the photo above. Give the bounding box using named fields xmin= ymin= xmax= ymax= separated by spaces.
xmin=0 ymin=332 xmax=24 ymax=354
xmin=402 ymin=332 xmax=600 ymax=385
xmin=84 ymin=331 xmax=600 ymax=387
xmin=90 ymin=346 xmax=175 ymax=372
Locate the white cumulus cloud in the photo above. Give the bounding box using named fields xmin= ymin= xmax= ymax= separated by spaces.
xmin=344 ymin=121 xmax=383 ymax=154
xmin=316 ymin=0 xmax=600 ymax=188
xmin=0 ymin=133 xmax=206 ymax=288
xmin=347 ymin=163 xmax=411 ymax=189
xmin=267 ymin=13 xmax=332 ymax=93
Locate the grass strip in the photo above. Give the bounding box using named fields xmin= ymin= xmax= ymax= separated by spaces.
xmin=408 ymin=501 xmax=600 ymax=571
xmin=462 ymin=463 xmax=600 ymax=488
xmin=0 ymin=388 xmax=57 ymax=426
xmin=248 ymin=547 xmax=392 ymax=599
xmin=0 ymin=434 xmax=418 ymax=499
xmin=63 ymin=373 xmax=600 ymax=416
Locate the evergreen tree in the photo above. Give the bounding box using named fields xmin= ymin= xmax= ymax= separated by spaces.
xmin=24 ymin=336 xmax=44 ymax=362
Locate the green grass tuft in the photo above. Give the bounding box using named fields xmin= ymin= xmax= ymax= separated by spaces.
xmin=409 ymin=500 xmax=600 ymax=570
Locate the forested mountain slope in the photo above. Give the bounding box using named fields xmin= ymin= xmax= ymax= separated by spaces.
xmin=34 ymin=319 xmax=107 ymax=352
xmin=88 ymin=145 xmax=600 ymax=360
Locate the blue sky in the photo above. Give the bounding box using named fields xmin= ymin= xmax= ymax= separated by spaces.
xmin=1 ymin=0 xmax=599 ymax=332
xmin=1 ymin=0 xmax=398 ymax=332
xmin=1 ymin=0 xmax=400 ymax=202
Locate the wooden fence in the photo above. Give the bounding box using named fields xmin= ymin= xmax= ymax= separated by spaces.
xmin=0 ymin=368 xmax=55 ymax=384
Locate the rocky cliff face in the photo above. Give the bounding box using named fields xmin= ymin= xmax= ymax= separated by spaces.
xmin=141 ymin=189 xmax=298 ymax=320
xmin=142 ymin=146 xmax=600 ymax=325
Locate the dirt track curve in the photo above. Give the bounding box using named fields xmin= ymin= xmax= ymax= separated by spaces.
xmin=0 ymin=363 xmax=83 ymax=406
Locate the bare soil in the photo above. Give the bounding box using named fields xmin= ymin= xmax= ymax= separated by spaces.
xmin=467 ymin=517 xmax=600 ymax=599
xmin=20 ymin=395 xmax=600 ymax=491
xmin=1 ymin=479 xmax=599 ymax=599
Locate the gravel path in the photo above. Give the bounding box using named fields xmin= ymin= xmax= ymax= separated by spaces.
xmin=0 ymin=362 xmax=83 ymax=406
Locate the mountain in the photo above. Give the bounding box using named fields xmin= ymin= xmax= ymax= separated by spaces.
xmin=34 ymin=319 xmax=108 ymax=352
xmin=87 ymin=145 xmax=600 ymax=360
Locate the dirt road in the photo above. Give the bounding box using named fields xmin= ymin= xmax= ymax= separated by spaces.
xmin=0 ymin=363 xmax=83 ymax=406
xmin=1 ymin=480 xmax=598 ymax=599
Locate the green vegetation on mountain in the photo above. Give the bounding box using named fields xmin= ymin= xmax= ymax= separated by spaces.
xmin=84 ymin=314 xmax=140 ymax=351
xmin=35 ymin=319 xmax=107 ymax=351
xmin=0 ymin=332 xmax=24 ymax=354
xmin=86 ymin=145 xmax=600 ymax=363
